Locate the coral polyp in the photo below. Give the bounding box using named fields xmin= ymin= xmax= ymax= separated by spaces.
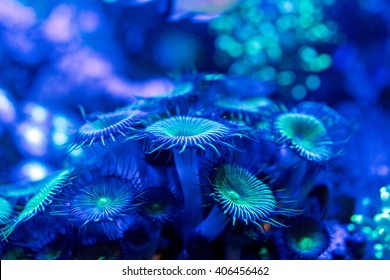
xmin=71 ymin=177 xmax=135 ymax=223
xmin=282 ymin=216 xmax=331 ymax=259
xmin=59 ymin=174 xmax=138 ymax=228
xmin=209 ymin=164 xmax=298 ymax=229
xmin=135 ymin=187 xmax=180 ymax=222
xmin=0 ymin=0 xmax=384 ymax=262
xmin=273 ymin=113 xmax=333 ymax=163
xmin=68 ymin=108 xmax=145 ymax=152
xmin=140 ymin=115 xmax=251 ymax=229
xmin=1 ymin=168 xmax=77 ymax=240
xmin=144 ymin=116 xmax=243 ymax=154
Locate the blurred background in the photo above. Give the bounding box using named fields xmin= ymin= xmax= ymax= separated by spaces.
xmin=0 ymin=0 xmax=390 ymax=259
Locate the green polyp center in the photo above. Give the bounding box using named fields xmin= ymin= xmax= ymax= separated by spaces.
xmin=298 ymin=237 xmax=318 ymax=252
xmin=228 ymin=191 xmax=241 ymax=202
xmin=169 ymin=126 xmax=200 ymax=137
xmin=166 ymin=118 xmax=211 ymax=137
xmin=146 ymin=117 xmax=231 ymax=145
xmin=295 ymin=132 xmax=315 ymax=150
xmin=150 ymin=117 xmax=227 ymax=138
xmin=97 ymin=197 xmax=111 ymax=209
xmin=151 ymin=202 xmax=163 ymax=212
xmin=258 ymin=247 xmax=269 ymax=257
xmin=276 ymin=113 xmax=328 ymax=151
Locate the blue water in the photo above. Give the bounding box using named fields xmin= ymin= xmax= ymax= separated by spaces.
xmin=0 ymin=0 xmax=389 ymax=260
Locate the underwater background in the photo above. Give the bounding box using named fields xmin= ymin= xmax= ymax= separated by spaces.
xmin=0 ymin=0 xmax=389 ymax=260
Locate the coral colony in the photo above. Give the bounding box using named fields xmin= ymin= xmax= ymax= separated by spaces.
xmin=0 ymin=0 xmax=390 ymax=260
